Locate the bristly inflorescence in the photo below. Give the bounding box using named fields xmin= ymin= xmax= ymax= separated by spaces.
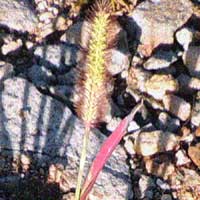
xmin=74 ymin=0 xmax=119 ymax=128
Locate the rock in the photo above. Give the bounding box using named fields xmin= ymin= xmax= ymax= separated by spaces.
xmin=134 ymin=130 xmax=179 ymax=156
xmin=145 ymin=155 xmax=175 ymax=180
xmin=175 ymin=149 xmax=191 ymax=166
xmin=1 ymin=39 xmax=23 ymax=55
xmin=128 ymin=0 xmax=192 ymax=56
xmin=106 ymin=117 xmax=121 ymax=132
xmin=61 ymin=21 xmax=130 ymax=75
xmin=27 ymin=64 xmax=56 ymax=87
xmin=176 ymin=28 xmax=193 ymax=51
xmin=183 ymin=45 xmax=200 ymax=78
xmin=156 ymin=179 xmax=170 ymax=190
xmin=0 ymin=61 xmax=13 ymax=81
xmin=144 ymin=50 xmax=178 ymax=70
xmin=191 ymin=92 xmax=200 ymax=126
xmin=34 ymin=44 xmax=81 ymax=73
xmin=0 ymin=0 xmax=38 ymax=33
xmin=161 ymin=194 xmax=172 ymax=200
xmin=156 ymin=112 xmax=180 ymax=132
xmin=145 ymin=74 xmax=178 ymax=100
xmin=195 ymin=127 xmax=200 ymax=137
xmin=0 ymin=77 xmax=132 ymax=199
xmin=138 ymin=175 xmax=155 ymax=199
xmin=163 ymin=94 xmax=191 ymax=121
xmin=188 ymin=143 xmax=200 ymax=167
xmin=170 ymin=168 xmax=200 ymax=200
xmin=127 ymin=121 xmax=140 ymax=132
xmin=178 ymin=74 xmax=200 ymax=93
xmin=127 ymin=66 xmax=152 ymax=93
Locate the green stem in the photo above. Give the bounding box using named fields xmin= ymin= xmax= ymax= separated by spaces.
xmin=75 ymin=126 xmax=90 ymax=200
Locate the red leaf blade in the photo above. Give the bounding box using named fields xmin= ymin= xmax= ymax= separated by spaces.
xmin=80 ymin=101 xmax=143 ymax=200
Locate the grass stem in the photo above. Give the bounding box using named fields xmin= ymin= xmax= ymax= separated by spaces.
xmin=75 ymin=126 xmax=90 ymax=200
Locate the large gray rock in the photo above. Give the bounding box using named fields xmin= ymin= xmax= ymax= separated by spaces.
xmin=128 ymin=0 xmax=192 ymax=55
xmin=0 ymin=0 xmax=38 ymax=33
xmin=0 ymin=77 xmax=132 ymax=199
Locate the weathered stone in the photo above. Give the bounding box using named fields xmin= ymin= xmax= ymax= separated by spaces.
xmin=0 ymin=77 xmax=132 ymax=199
xmin=0 ymin=0 xmax=38 ymax=33
xmin=134 ymin=130 xmax=179 ymax=156
xmin=0 ymin=61 xmax=13 ymax=81
xmin=156 ymin=112 xmax=180 ymax=132
xmin=183 ymin=45 xmax=200 ymax=78
xmin=163 ymin=94 xmax=191 ymax=121
xmin=144 ymin=50 xmax=178 ymax=70
xmin=128 ymin=0 xmax=192 ymax=56
xmin=175 ymin=149 xmax=191 ymax=166
xmin=145 ymin=74 xmax=178 ymax=100
xmin=191 ymin=92 xmax=200 ymax=127
xmin=188 ymin=143 xmax=200 ymax=167
xmin=145 ymin=155 xmax=175 ymax=180
xmin=176 ymin=28 xmax=193 ymax=51
xmin=170 ymin=168 xmax=200 ymax=200
xmin=1 ymin=39 xmax=23 ymax=55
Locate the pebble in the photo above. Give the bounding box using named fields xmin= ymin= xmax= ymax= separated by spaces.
xmin=161 ymin=194 xmax=172 ymax=200
xmin=145 ymin=156 xmax=175 ymax=180
xmin=188 ymin=143 xmax=200 ymax=167
xmin=134 ymin=130 xmax=179 ymax=156
xmin=127 ymin=121 xmax=140 ymax=132
xmin=156 ymin=178 xmax=170 ymax=190
xmin=1 ymin=39 xmax=22 ymax=55
xmin=156 ymin=112 xmax=180 ymax=132
xmin=138 ymin=175 xmax=155 ymax=199
xmin=183 ymin=45 xmax=200 ymax=78
xmin=175 ymin=149 xmax=191 ymax=166
xmin=144 ymin=50 xmax=178 ymax=70
xmin=176 ymin=28 xmax=193 ymax=51
xmin=163 ymin=94 xmax=191 ymax=121
xmin=129 ymin=0 xmax=193 ymax=56
xmin=191 ymin=92 xmax=200 ymax=126
xmin=145 ymin=74 xmax=178 ymax=100
xmin=195 ymin=127 xmax=200 ymax=137
xmin=0 ymin=61 xmax=13 ymax=80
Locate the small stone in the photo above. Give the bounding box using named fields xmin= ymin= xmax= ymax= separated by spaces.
xmin=39 ymin=12 xmax=54 ymax=22
xmin=145 ymin=155 xmax=175 ymax=180
xmin=145 ymin=74 xmax=178 ymax=100
xmin=0 ymin=61 xmax=13 ymax=80
xmin=124 ymin=136 xmax=136 ymax=155
xmin=55 ymin=15 xmax=68 ymax=30
xmin=156 ymin=112 xmax=180 ymax=132
xmin=25 ymin=41 xmax=34 ymax=50
xmin=195 ymin=127 xmax=200 ymax=137
xmin=138 ymin=175 xmax=155 ymax=198
xmin=127 ymin=66 xmax=152 ymax=92
xmin=1 ymin=39 xmax=22 ymax=55
xmin=128 ymin=0 xmax=193 ymax=56
xmin=188 ymin=143 xmax=200 ymax=167
xmin=156 ymin=179 xmax=170 ymax=190
xmin=127 ymin=121 xmax=140 ymax=132
xmin=161 ymin=194 xmax=172 ymax=200
xmin=134 ymin=130 xmax=179 ymax=156
xmin=183 ymin=45 xmax=200 ymax=78
xmin=144 ymin=50 xmax=178 ymax=70
xmin=175 ymin=149 xmax=191 ymax=166
xmin=176 ymin=28 xmax=193 ymax=51
xmin=191 ymin=92 xmax=200 ymax=127
xmin=106 ymin=117 xmax=121 ymax=132
xmin=20 ymin=154 xmax=30 ymax=165
xmin=163 ymin=94 xmax=191 ymax=121
xmin=48 ymin=164 xmax=64 ymax=183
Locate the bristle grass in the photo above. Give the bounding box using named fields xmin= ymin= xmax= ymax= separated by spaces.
xmin=74 ymin=0 xmax=118 ymax=199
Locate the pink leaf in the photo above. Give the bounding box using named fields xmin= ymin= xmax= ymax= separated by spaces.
xmin=80 ymin=101 xmax=143 ymax=200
